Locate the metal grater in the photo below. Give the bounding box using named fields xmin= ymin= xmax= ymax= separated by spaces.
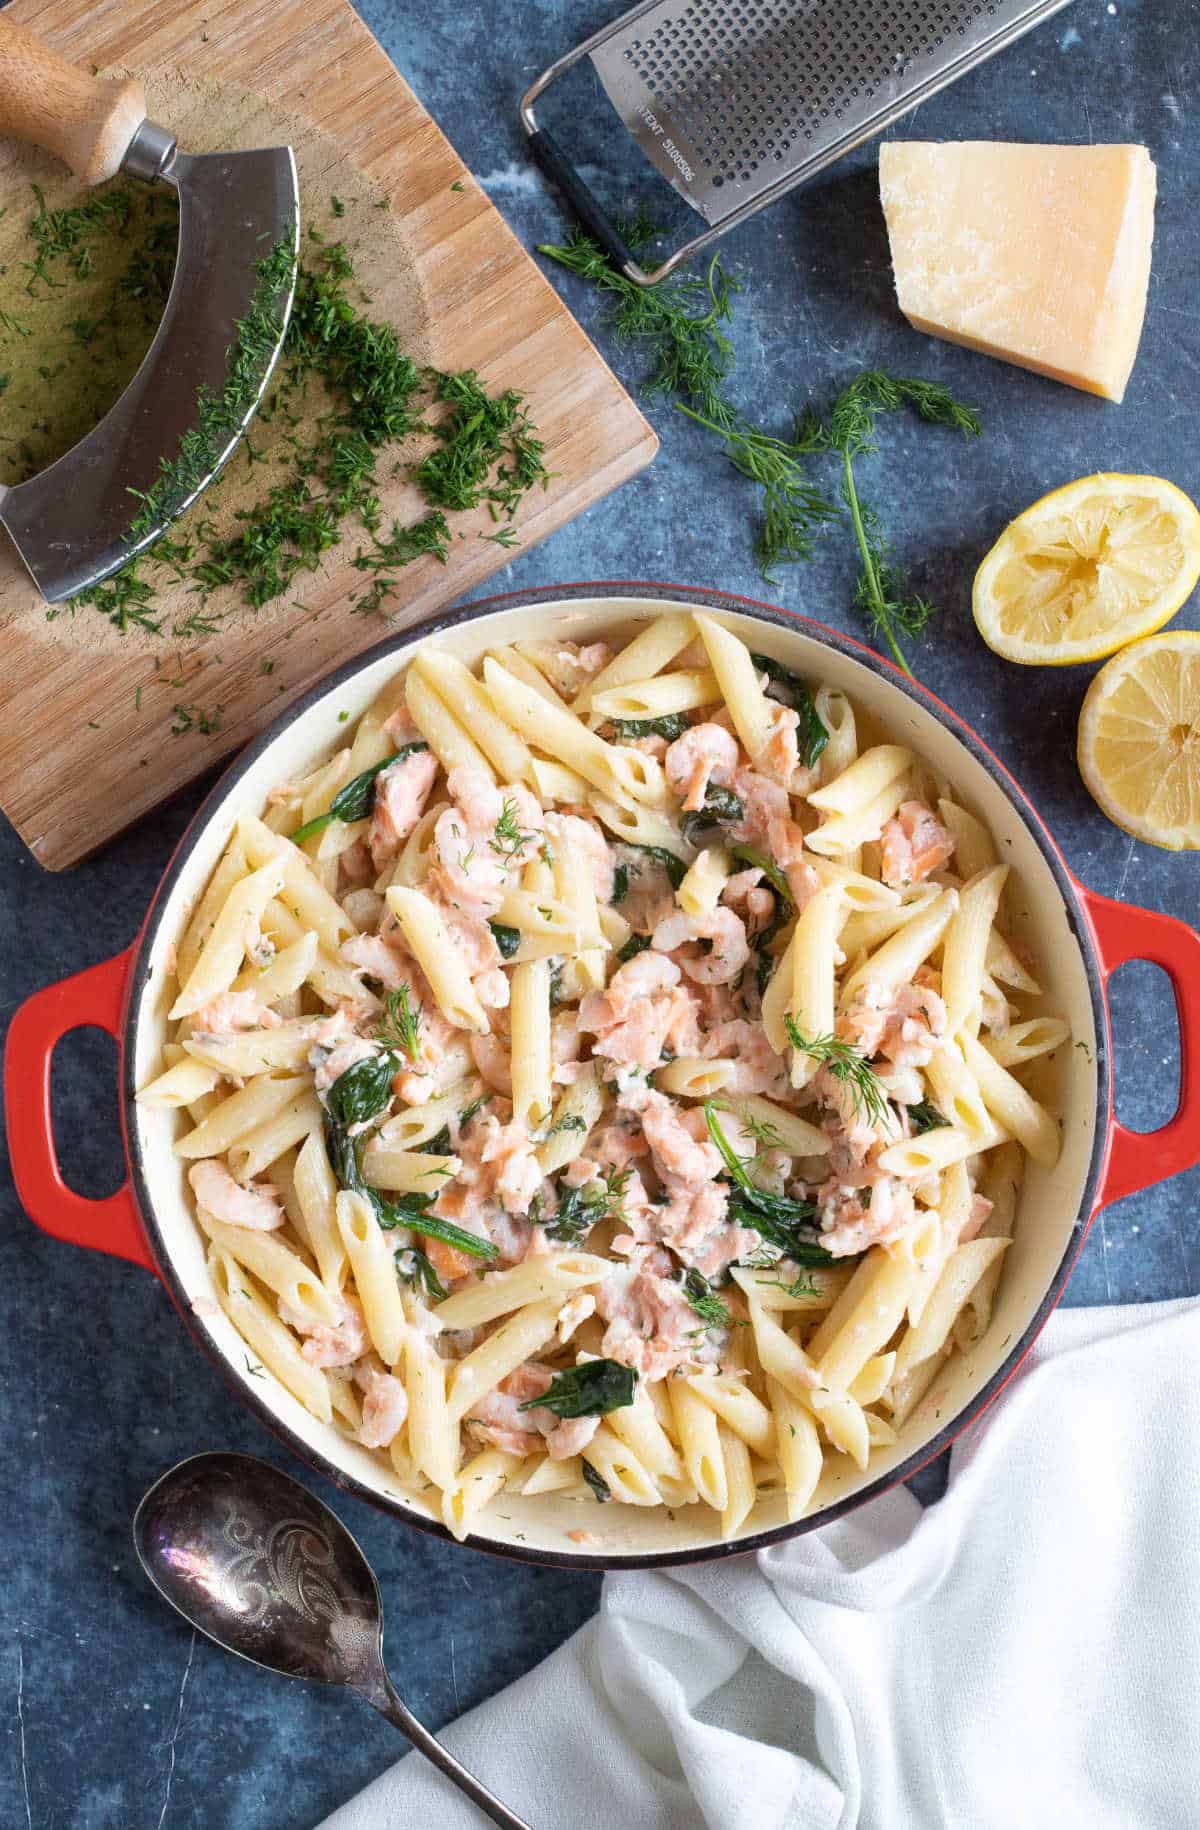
xmin=521 ymin=0 xmax=1075 ymax=284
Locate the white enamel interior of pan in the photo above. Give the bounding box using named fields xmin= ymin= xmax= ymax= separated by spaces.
xmin=130 ymin=598 xmax=1101 ymax=1560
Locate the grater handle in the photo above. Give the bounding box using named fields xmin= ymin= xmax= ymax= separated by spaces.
xmin=528 ymin=127 xmax=642 ymax=280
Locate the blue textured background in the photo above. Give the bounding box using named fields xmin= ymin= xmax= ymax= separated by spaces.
xmin=2 ymin=1 xmax=1197 ymax=1823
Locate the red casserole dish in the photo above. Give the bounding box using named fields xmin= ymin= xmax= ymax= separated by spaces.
xmin=7 ymin=583 xmax=1200 ymax=1566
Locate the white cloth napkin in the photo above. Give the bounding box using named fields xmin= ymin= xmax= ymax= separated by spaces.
xmin=319 ymin=1299 xmax=1200 ymax=1830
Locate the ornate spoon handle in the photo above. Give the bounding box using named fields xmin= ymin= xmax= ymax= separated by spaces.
xmin=354 ymin=1667 xmax=532 ymax=1830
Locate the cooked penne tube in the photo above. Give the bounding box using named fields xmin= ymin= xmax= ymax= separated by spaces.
xmin=839 ymin=887 xmax=958 ymax=1006
xmin=413 ymin=648 xmax=534 ymax=784
xmin=445 ymin=1298 xmax=562 ymax=1424
xmin=985 ymin=1017 xmax=1071 ymax=1069
xmin=805 ymin=776 xmax=910 ymax=858
xmin=335 ymin=1192 xmax=405 ymax=1368
xmin=719 ymin=1423 xmax=756 ymax=1538
xmin=293 ymin=1129 xmax=346 ymax=1292
xmin=182 ymin=1022 xmax=322 ymax=1077
xmin=239 ymin=815 xmax=356 ymax=950
xmin=536 ymin=1067 xmax=606 ymax=1175
xmin=169 ymin=859 xmax=287 ymax=1019
xmin=941 ymin=865 xmax=1009 ymax=1034
xmin=359 ymin=1144 xmax=462 ymax=1193
xmin=404 ymin=662 xmax=496 ymax=780
xmin=766 ymin=1376 xmax=822 ymax=1521
xmin=138 ymin=1057 xmax=222 ymax=1109
xmin=807 ymin=744 xmax=913 ymax=816
xmin=582 ymin=1427 xmax=662 ymax=1506
xmin=693 ymin=612 xmax=776 ymax=761
xmin=571 ymin=613 xmax=696 ymax=713
xmin=655 ymin=1056 xmax=734 ymax=1098
xmin=405 ymin=1326 xmax=459 ymax=1489
xmin=677 ymin=845 xmax=730 ymax=918
xmin=442 ymin=1447 xmax=524 ymax=1541
xmin=589 ymin=668 xmax=720 ymax=720
xmin=687 ymin=1374 xmax=776 ymax=1458
xmin=195 ymin=1209 xmax=339 ymax=1328
xmin=483 ymin=658 xmax=670 ymax=809
xmin=789 ymin=886 xmax=844 ymax=1086
xmin=667 ymin=1375 xmax=728 ymax=1513
xmin=226 ymin=1090 xmax=324 ymax=1182
xmin=232 ymin=932 xmax=320 ymax=1004
xmin=385 ymin=885 xmax=488 ymax=1033
xmin=510 ymin=959 xmax=554 ymax=1129
xmin=960 ymin=1032 xmax=1061 ymax=1168
xmin=877 ymin=1118 xmax=1008 ymax=1180
xmin=924 ymin=1043 xmax=992 ymax=1139
xmin=937 ymin=797 xmax=997 ymax=880
xmin=208 ymin=1245 xmax=332 ymax=1424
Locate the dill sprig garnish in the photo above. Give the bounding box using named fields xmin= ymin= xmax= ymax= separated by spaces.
xmin=538 ymin=207 xmax=738 ymax=424
xmin=491 ymin=796 xmax=533 ymax=860
xmin=376 ymin=985 xmax=423 ymax=1063
xmin=682 ymin=1268 xmax=734 ymax=1329
xmin=781 ymin=1020 xmax=890 ymax=1128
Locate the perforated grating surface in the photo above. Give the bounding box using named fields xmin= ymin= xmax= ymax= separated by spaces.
xmin=591 ymin=0 xmax=1072 ymax=224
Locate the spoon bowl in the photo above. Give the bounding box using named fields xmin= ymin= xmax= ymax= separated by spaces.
xmin=134 ymin=1451 xmax=529 ymax=1830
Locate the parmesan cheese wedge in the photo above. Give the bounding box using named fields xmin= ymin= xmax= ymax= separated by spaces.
xmin=879 ymin=141 xmax=1156 ymax=404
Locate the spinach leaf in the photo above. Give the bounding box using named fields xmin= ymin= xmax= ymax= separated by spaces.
xmin=324 ymin=1052 xmax=398 ymax=1128
xmin=678 ymin=782 xmax=745 ymax=847
xmin=705 ymin=1102 xmax=834 ymax=1264
xmin=544 ymin=1168 xmax=630 ymax=1244
xmin=750 ymin=653 xmax=828 ymax=768
xmin=520 ymin=1359 xmax=637 ymax=1418
xmin=616 ymin=931 xmax=651 ymax=964
xmin=581 ymin=1461 xmax=611 ymax=1503
xmin=291 ymin=741 xmax=429 ymax=843
xmin=620 ymin=842 xmax=687 ymax=890
xmin=419 ymin=1124 xmax=452 ymax=1156
xmin=908 ymin=1098 xmax=949 ymax=1135
xmin=402 ymin=1212 xmax=498 ymax=1260
xmin=609 ymin=712 xmax=690 ymax=742
xmin=400 ymin=1248 xmax=447 ymax=1301
xmin=488 ymin=921 xmax=522 ymax=959
xmin=613 ymin=863 xmax=631 ymax=903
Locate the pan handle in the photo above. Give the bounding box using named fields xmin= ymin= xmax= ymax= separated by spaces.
xmin=5 ymin=947 xmax=156 ymax=1273
xmin=1079 ymin=884 xmax=1200 ymax=1209
xmin=0 ymin=19 xmax=147 ymax=184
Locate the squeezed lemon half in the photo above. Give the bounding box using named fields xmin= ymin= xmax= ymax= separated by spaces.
xmin=973 ymin=473 xmax=1200 ymax=664
xmin=1077 ymin=631 xmax=1200 ymax=850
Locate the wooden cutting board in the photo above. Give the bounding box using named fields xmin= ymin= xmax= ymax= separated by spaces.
xmin=0 ymin=0 xmax=657 ymax=870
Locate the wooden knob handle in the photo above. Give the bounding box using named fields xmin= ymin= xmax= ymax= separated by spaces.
xmin=0 ymin=20 xmax=145 ymax=185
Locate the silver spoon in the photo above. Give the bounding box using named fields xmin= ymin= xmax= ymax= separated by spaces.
xmin=133 ymin=1451 xmax=530 ymax=1830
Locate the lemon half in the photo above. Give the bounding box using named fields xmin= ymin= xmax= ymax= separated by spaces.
xmin=1078 ymin=631 xmax=1200 ymax=850
xmin=974 ymin=473 xmax=1200 ymax=665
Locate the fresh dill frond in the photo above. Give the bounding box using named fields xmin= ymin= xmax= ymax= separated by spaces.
xmin=823 ymin=369 xmax=981 ymax=677
xmin=782 ymin=1020 xmax=889 ymax=1128
xmin=376 ymin=985 xmax=423 ymax=1063
xmin=538 ymin=208 xmax=739 ymax=424
xmin=678 ymin=404 xmax=836 ymax=582
xmin=682 ymin=1268 xmax=733 ymax=1328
